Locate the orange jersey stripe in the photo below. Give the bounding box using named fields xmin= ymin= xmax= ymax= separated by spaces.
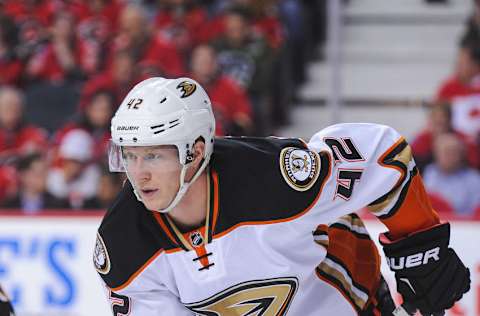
xmin=211 ymin=170 xmax=220 ymax=233
xmin=193 ymin=245 xmax=210 ymax=267
xmin=374 ymin=137 xmax=440 ymax=239
xmin=381 ymin=173 xmax=440 ymax=239
xmin=152 ymin=212 xmax=178 ymax=245
xmin=326 ymin=227 xmax=380 ymax=295
xmin=377 ymin=137 xmax=407 ymax=188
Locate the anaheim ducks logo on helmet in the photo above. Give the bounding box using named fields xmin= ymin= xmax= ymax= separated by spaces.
xmin=177 ymin=81 xmax=197 ymax=98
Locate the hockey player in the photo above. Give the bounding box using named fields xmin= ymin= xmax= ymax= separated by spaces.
xmin=94 ymin=77 xmax=470 ymax=315
xmin=0 ymin=284 xmax=15 ymax=316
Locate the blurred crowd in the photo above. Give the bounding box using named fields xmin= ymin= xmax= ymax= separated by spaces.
xmin=0 ymin=0 xmax=324 ymax=212
xmin=410 ymin=4 xmax=480 ymax=219
xmin=1 ymin=1 xmax=480 ymax=219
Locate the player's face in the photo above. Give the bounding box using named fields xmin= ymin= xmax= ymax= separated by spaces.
xmin=122 ymin=146 xmax=182 ymax=211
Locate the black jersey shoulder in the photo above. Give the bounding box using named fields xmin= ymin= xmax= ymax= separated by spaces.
xmin=210 ymin=137 xmax=330 ymax=234
xmin=95 ymin=181 xmax=171 ymax=289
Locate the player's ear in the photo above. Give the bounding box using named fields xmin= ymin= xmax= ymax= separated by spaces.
xmin=191 ymin=138 xmax=206 ymax=167
xmin=185 ymin=139 xmax=206 ymax=182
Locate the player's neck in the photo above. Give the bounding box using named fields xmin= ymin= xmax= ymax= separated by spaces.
xmin=167 ymin=170 xmax=208 ymax=232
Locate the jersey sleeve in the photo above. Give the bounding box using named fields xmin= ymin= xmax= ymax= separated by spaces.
xmin=99 ymin=279 xmax=194 ymax=316
xmin=307 ymin=123 xmax=440 ymax=239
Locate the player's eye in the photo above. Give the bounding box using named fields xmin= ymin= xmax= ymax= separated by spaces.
xmin=123 ymin=152 xmax=137 ymax=162
xmin=144 ymin=153 xmax=163 ymax=162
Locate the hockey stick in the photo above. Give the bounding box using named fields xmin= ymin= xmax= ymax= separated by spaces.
xmin=392 ymin=303 xmax=445 ymax=316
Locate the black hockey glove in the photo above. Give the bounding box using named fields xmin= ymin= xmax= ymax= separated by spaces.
xmin=379 ymin=223 xmax=470 ymax=315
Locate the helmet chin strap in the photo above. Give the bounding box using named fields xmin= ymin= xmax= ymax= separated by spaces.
xmin=129 ymin=157 xmax=209 ymax=213
xmin=155 ymin=158 xmax=208 ymax=213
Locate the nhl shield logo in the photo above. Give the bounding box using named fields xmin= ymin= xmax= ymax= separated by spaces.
xmin=177 ymin=81 xmax=197 ymax=98
xmin=94 ymin=233 xmax=111 ymax=275
xmin=280 ymin=147 xmax=320 ymax=191
xmin=189 ymin=231 xmax=204 ymax=247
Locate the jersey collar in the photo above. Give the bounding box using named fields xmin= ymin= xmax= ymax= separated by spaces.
xmin=152 ymin=167 xmax=220 ymax=252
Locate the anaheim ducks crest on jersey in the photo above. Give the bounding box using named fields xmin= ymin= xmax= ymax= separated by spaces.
xmin=94 ymin=232 xmax=111 ymax=275
xmin=280 ymin=147 xmax=320 ymax=191
xmin=185 ymin=277 xmax=298 ymax=316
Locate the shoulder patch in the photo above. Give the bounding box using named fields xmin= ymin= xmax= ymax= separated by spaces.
xmin=279 ymin=147 xmax=320 ymax=191
xmin=94 ymin=232 xmax=111 ymax=275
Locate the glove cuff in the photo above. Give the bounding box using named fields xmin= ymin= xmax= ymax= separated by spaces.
xmin=379 ymin=222 xmax=450 ymax=248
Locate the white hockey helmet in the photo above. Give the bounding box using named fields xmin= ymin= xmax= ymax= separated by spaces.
xmin=108 ymin=77 xmax=215 ymax=213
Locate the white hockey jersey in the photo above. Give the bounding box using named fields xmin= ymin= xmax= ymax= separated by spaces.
xmin=94 ymin=123 xmax=439 ymax=315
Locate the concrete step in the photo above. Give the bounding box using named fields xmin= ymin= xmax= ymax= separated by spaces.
xmin=298 ymin=0 xmax=470 ymax=102
xmin=299 ymin=60 xmax=453 ymax=101
xmin=276 ymin=104 xmax=428 ymax=141
xmin=345 ymin=0 xmax=470 ymax=19
xmin=342 ymin=24 xmax=463 ymax=64
xmin=283 ymin=0 xmax=471 ymax=138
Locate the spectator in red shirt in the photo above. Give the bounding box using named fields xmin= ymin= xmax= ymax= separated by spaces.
xmin=0 ymin=164 xmax=16 ymax=203
xmin=0 ymin=14 xmax=22 ymax=86
xmin=225 ymin=1 xmax=291 ymax=130
xmin=212 ymin=6 xmax=273 ymax=135
xmin=423 ymin=133 xmax=480 ymax=216
xmin=436 ymin=34 xmax=480 ymax=102
xmin=200 ymin=0 xmax=285 ymax=49
xmin=248 ymin=0 xmax=285 ymax=50
xmin=80 ymin=50 xmax=137 ymax=109
xmin=55 ymin=89 xmax=114 ymax=163
xmin=190 ymin=44 xmax=253 ymax=136
xmin=25 ymin=11 xmax=88 ymax=83
xmin=411 ymin=102 xmax=480 ymax=172
xmin=109 ymin=4 xmax=185 ymax=78
xmin=74 ymin=0 xmax=125 ymax=75
xmin=0 ymin=86 xmax=47 ymax=161
xmin=0 ymin=87 xmax=47 ymax=202
xmin=15 ymin=16 xmax=48 ymax=68
xmin=74 ymin=0 xmax=123 ymax=32
xmin=2 ymin=0 xmax=57 ymax=26
xmin=46 ymin=129 xmax=101 ymax=209
xmin=1 ymin=153 xmax=68 ymax=213
xmin=154 ymin=0 xmax=209 ymax=55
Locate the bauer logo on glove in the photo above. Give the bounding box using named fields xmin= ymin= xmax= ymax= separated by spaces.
xmin=387 ymin=247 xmax=440 ymax=270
